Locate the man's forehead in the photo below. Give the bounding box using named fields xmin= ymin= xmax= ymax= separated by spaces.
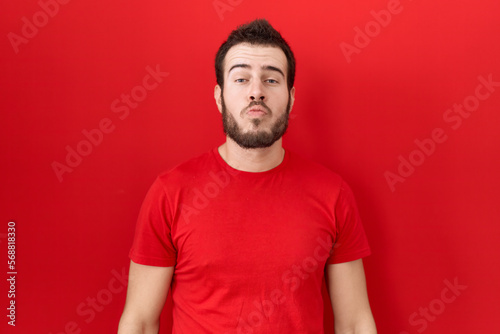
xmin=224 ymin=43 xmax=287 ymax=73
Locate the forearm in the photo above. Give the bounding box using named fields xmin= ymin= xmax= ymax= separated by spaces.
xmin=334 ymin=313 xmax=377 ymax=334
xmin=117 ymin=315 xmax=159 ymax=334
xmin=335 ymin=326 xmax=377 ymax=334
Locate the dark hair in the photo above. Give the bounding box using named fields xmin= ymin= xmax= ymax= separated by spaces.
xmin=215 ymin=19 xmax=296 ymax=91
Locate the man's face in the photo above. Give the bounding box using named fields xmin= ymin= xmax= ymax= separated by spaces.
xmin=214 ymin=43 xmax=295 ymax=149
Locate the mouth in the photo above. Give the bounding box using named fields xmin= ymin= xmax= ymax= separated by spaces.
xmin=246 ymin=106 xmax=268 ymax=117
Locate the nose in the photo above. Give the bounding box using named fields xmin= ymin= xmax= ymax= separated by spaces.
xmin=249 ymin=80 xmax=265 ymax=102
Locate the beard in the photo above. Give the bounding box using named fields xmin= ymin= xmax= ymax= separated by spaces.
xmin=221 ymin=93 xmax=291 ymax=149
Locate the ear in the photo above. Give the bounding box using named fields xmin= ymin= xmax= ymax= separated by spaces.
xmin=214 ymin=84 xmax=222 ymax=113
xmin=289 ymin=86 xmax=296 ymax=113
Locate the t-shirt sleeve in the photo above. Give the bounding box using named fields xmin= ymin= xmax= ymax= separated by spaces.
xmin=129 ymin=177 xmax=177 ymax=267
xmin=327 ymin=180 xmax=371 ymax=264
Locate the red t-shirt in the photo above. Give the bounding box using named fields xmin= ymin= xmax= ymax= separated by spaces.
xmin=129 ymin=147 xmax=371 ymax=333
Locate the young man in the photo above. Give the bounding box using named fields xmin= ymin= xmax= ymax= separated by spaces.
xmin=118 ymin=19 xmax=377 ymax=334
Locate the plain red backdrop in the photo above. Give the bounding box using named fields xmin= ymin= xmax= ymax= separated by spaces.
xmin=1 ymin=0 xmax=499 ymax=333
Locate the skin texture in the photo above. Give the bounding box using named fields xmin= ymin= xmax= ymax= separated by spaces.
xmin=118 ymin=43 xmax=376 ymax=334
xmin=326 ymin=259 xmax=377 ymax=333
xmin=218 ymin=43 xmax=293 ymax=150
xmin=214 ymin=43 xmax=295 ymax=172
xmin=118 ymin=262 xmax=173 ymax=334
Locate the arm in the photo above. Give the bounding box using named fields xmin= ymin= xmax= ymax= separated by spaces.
xmin=118 ymin=260 xmax=174 ymax=334
xmin=326 ymin=259 xmax=377 ymax=334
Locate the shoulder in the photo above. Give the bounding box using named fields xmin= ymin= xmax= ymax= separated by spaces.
xmin=155 ymin=148 xmax=217 ymax=187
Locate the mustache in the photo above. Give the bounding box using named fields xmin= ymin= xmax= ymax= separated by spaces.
xmin=243 ymin=101 xmax=272 ymax=115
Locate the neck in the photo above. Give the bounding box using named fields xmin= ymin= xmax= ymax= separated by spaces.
xmin=218 ymin=137 xmax=285 ymax=172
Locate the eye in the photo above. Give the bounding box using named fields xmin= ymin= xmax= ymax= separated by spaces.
xmin=266 ymin=79 xmax=278 ymax=84
xmin=235 ymin=78 xmax=246 ymax=83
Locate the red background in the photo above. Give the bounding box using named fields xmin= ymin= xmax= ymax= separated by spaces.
xmin=1 ymin=0 xmax=499 ymax=333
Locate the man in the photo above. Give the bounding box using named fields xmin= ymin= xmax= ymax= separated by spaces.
xmin=118 ymin=19 xmax=376 ymax=334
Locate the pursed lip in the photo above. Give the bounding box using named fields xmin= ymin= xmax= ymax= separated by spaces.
xmin=247 ymin=106 xmax=268 ymax=115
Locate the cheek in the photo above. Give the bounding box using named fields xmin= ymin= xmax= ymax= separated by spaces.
xmin=225 ymin=85 xmax=245 ymax=99
xmin=223 ymin=89 xmax=246 ymax=109
xmin=273 ymin=90 xmax=291 ymax=109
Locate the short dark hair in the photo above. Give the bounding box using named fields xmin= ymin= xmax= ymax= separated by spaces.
xmin=215 ymin=19 xmax=296 ymax=91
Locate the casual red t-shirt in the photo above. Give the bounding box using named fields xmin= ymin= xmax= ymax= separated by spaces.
xmin=129 ymin=147 xmax=371 ymax=333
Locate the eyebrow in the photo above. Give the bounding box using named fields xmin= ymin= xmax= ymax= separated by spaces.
xmin=228 ymin=64 xmax=285 ymax=78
